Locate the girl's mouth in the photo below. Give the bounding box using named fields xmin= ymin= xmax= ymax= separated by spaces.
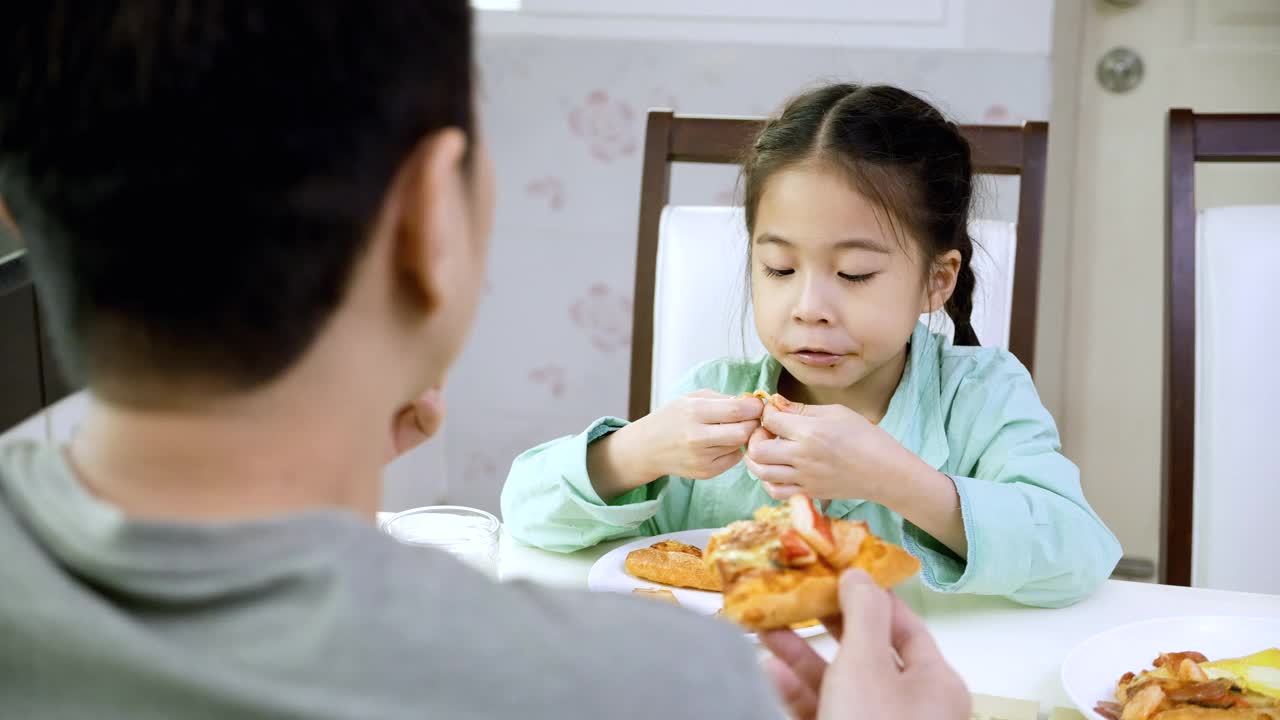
xmin=791 ymin=350 xmax=844 ymax=367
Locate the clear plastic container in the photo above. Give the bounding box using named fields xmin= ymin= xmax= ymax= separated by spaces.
xmin=381 ymin=505 xmax=501 ymax=579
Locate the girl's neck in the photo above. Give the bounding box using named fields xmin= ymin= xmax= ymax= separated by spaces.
xmin=779 ymin=343 xmax=909 ymax=424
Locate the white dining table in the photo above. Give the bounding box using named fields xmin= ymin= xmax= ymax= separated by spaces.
xmin=381 ymin=515 xmax=1280 ymax=718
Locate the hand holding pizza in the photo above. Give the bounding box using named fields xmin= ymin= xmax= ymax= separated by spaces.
xmin=760 ymin=570 xmax=971 ymax=720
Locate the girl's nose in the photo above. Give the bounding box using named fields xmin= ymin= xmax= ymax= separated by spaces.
xmin=791 ymin=277 xmax=835 ymax=325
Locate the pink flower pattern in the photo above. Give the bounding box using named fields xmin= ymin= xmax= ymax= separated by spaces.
xmin=982 ymin=104 xmax=1010 ymax=123
xmin=464 ymin=452 xmax=499 ymax=490
xmin=568 ymin=90 xmax=637 ymax=163
xmin=528 ymin=364 xmax=567 ymax=398
xmin=570 ymin=283 xmax=632 ymax=352
xmin=525 ymin=176 xmax=565 ymax=210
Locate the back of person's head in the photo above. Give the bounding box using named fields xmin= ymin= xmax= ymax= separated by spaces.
xmin=741 ymin=83 xmax=980 ymax=345
xmin=0 ymin=1 xmax=478 ymax=402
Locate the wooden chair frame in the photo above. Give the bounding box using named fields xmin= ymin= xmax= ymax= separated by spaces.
xmin=1162 ymin=108 xmax=1280 ymax=586
xmin=0 ymin=249 xmax=74 ymax=434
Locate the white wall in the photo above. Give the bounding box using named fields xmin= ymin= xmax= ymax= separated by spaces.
xmin=390 ymin=1 xmax=1058 ymax=515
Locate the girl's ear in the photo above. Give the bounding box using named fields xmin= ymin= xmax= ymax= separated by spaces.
xmin=923 ymin=249 xmax=962 ymax=314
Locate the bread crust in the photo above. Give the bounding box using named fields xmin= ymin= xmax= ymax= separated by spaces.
xmin=625 ymin=541 xmax=722 ymax=591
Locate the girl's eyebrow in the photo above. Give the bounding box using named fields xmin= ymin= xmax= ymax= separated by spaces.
xmin=755 ymin=232 xmax=890 ymax=253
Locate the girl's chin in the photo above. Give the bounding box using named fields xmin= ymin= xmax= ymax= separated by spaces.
xmin=779 ymin=359 xmax=862 ymax=388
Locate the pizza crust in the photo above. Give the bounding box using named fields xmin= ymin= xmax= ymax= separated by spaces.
xmin=721 ymin=563 xmax=841 ymax=629
xmin=632 ymin=587 xmax=680 ymax=604
xmin=850 ymin=529 xmax=922 ymax=590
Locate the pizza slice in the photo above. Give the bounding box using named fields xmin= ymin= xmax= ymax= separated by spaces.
xmin=742 ymin=390 xmax=781 ymax=406
xmin=705 ymin=494 xmax=920 ymax=631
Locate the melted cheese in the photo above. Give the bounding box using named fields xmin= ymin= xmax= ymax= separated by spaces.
xmin=714 ymin=539 xmax=781 ymax=569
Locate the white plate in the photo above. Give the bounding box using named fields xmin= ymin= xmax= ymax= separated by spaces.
xmin=1061 ymin=615 xmax=1280 ymax=719
xmin=587 ymin=528 xmax=826 ymax=640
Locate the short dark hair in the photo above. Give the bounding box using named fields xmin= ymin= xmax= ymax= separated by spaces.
xmin=742 ymin=83 xmax=981 ymax=345
xmin=0 ymin=1 xmax=474 ymax=394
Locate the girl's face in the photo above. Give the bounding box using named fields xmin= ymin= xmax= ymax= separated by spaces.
xmin=750 ymin=161 xmax=938 ymax=394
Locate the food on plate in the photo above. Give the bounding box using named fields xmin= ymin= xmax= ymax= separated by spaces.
xmin=1095 ymin=649 xmax=1280 ymax=720
xmin=631 ymin=587 xmax=679 ymax=604
xmin=1203 ymin=650 xmax=1280 ymax=701
xmin=624 ymin=540 xmax=722 ymax=592
xmin=704 ymin=493 xmax=919 ymax=631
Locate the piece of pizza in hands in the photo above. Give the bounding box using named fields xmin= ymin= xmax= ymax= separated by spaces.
xmin=705 ymin=493 xmax=920 ymax=631
xmin=741 ymin=390 xmax=780 ymax=406
xmin=741 ymin=390 xmax=804 ymax=441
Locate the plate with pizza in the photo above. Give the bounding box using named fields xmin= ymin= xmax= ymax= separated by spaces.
xmin=587 ymin=529 xmax=800 ymax=633
xmin=587 ymin=494 xmax=921 ymax=640
xmin=1061 ymin=615 xmax=1280 ymax=720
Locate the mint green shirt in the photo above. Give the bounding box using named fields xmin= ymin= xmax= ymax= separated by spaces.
xmin=501 ymin=323 xmax=1122 ymax=608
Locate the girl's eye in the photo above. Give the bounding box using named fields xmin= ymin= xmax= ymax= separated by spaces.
xmin=838 ymin=272 xmax=877 ymax=284
xmin=763 ymin=266 xmax=794 ymax=278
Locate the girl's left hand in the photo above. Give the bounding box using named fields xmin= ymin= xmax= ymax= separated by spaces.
xmin=744 ymin=399 xmax=919 ymax=502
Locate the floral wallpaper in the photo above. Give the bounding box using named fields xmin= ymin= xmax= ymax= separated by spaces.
xmin=380 ymin=35 xmax=1051 ymax=516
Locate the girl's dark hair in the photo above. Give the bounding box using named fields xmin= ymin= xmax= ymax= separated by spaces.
xmin=742 ymin=83 xmax=980 ymax=346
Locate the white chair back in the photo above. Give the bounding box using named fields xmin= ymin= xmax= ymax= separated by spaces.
xmin=1192 ymin=205 xmax=1280 ymax=594
xmin=651 ymin=206 xmax=1019 ymax=407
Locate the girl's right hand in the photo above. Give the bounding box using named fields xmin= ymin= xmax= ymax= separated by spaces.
xmin=637 ymin=389 xmax=764 ymax=480
xmin=588 ymin=390 xmax=763 ymax=501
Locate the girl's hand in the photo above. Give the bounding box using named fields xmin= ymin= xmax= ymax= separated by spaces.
xmin=744 ymin=399 xmax=920 ymax=502
xmin=636 ymin=389 xmax=764 ymax=480
xmin=588 ymin=390 xmax=763 ymax=501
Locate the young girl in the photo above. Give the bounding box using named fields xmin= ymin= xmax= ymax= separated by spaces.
xmin=501 ymin=83 xmax=1121 ymax=607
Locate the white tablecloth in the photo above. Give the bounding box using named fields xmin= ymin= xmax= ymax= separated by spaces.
xmin=379 ymin=516 xmax=1280 ymax=717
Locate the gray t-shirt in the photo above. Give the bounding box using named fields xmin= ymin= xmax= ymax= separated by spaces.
xmin=0 ymin=442 xmax=780 ymax=719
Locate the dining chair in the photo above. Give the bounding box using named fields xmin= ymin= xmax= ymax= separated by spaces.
xmin=1163 ymin=109 xmax=1280 ymax=592
xmin=1 ymin=250 xmax=47 ymax=441
xmin=628 ymin=110 xmax=1049 ymax=420
xmin=0 ymin=249 xmax=76 ymax=444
